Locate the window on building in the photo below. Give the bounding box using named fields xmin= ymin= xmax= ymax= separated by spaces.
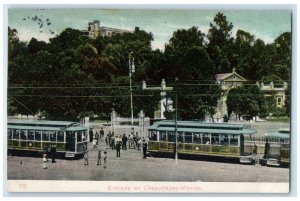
xmin=8 ymin=129 xmax=12 ymax=139
xmin=77 ymin=131 xmax=82 ymax=142
xmin=178 ymin=132 xmax=184 ymax=143
xmin=230 ymin=135 xmax=239 ymax=146
xmin=184 ymin=132 xmax=193 ymax=143
xmin=28 ymin=130 xmax=35 ymax=140
xmin=35 ymin=131 xmax=41 ymax=141
xmin=42 ymin=131 xmax=49 ymax=141
xmin=212 ymin=134 xmax=220 ymax=145
xmin=13 ymin=130 xmax=20 ymax=140
xmin=160 ymin=131 xmax=167 ymax=141
xmin=149 ymin=131 xmax=157 ymax=141
xmin=167 ymin=132 xmax=175 ymax=142
xmin=20 ymin=130 xmax=28 ymax=140
xmin=220 ymin=134 xmax=229 ymax=145
xmin=277 ymin=97 xmax=282 ymax=106
xmin=57 ymin=131 xmax=64 ymax=142
xmin=50 ymin=131 xmax=56 ymax=142
xmin=203 ymin=134 xmax=210 ymax=144
xmin=194 ymin=133 xmax=201 ymax=144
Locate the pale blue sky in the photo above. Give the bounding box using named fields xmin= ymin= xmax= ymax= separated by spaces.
xmin=8 ymin=9 xmax=291 ymax=50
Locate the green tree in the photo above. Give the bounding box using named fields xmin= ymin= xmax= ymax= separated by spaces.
xmin=207 ymin=12 xmax=235 ymax=73
xmin=227 ymin=85 xmax=266 ymax=120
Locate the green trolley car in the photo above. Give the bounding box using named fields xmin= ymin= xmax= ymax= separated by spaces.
xmin=147 ymin=120 xmax=257 ymax=163
xmin=7 ymin=119 xmax=88 ymax=158
xmin=262 ymin=128 xmax=290 ymax=166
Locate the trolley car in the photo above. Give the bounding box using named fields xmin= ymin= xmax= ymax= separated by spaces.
xmin=262 ymin=128 xmax=290 ymax=166
xmin=7 ymin=119 xmax=88 ymax=158
xmin=147 ymin=120 xmax=257 ymax=163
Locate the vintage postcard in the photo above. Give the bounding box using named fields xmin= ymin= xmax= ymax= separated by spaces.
xmin=5 ymin=5 xmax=292 ymax=193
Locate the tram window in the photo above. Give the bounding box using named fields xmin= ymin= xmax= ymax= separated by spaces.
xmin=77 ymin=131 xmax=82 ymax=142
xmin=178 ymin=132 xmax=184 ymax=143
xmin=50 ymin=131 xmax=56 ymax=142
xmin=167 ymin=132 xmax=175 ymax=142
xmin=42 ymin=131 xmax=49 ymax=141
xmin=230 ymin=135 xmax=238 ymax=146
xmin=149 ymin=131 xmax=157 ymax=141
xmin=220 ymin=134 xmax=229 ymax=145
xmin=35 ymin=131 xmax=41 ymax=141
xmin=83 ymin=131 xmax=87 ymax=141
xmin=194 ymin=133 xmax=201 ymax=144
xmin=13 ymin=130 xmax=20 ymax=140
xmin=160 ymin=132 xmax=167 ymax=141
xmin=28 ymin=130 xmax=35 ymax=140
xmin=212 ymin=134 xmax=219 ymax=145
xmin=184 ymin=132 xmax=193 ymax=143
xmin=57 ymin=131 xmax=64 ymax=142
xmin=8 ymin=129 xmax=12 ymax=139
xmin=20 ymin=130 xmax=28 ymax=140
xmin=203 ymin=134 xmax=210 ymax=144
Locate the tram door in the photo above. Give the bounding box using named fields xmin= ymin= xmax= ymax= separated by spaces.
xmin=240 ymin=135 xmax=244 ymax=155
xmin=66 ymin=131 xmax=75 ymax=152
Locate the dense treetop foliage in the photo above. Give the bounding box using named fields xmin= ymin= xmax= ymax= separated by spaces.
xmin=8 ymin=12 xmax=291 ymax=121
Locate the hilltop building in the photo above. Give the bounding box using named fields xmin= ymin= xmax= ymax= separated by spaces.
xmin=82 ymin=20 xmax=133 ymax=39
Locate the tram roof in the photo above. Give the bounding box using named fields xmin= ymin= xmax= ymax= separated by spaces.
xmin=7 ymin=119 xmax=79 ymax=127
xmin=149 ymin=120 xmax=256 ymax=135
xmin=7 ymin=125 xmax=87 ymax=131
xmin=265 ymin=129 xmax=290 ymax=139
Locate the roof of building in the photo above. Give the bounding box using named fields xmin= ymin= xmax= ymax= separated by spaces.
xmin=7 ymin=119 xmax=82 ymax=129
xmin=149 ymin=120 xmax=257 ymax=135
xmin=265 ymin=128 xmax=290 ymax=139
xmin=215 ymin=73 xmax=232 ymax=81
xmin=215 ymin=68 xmax=247 ymax=82
xmin=100 ymin=26 xmax=133 ymax=33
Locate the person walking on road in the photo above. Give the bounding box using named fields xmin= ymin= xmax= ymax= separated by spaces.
xmin=122 ymin=134 xmax=128 ymax=150
xmin=42 ymin=153 xmax=48 ymax=169
xmin=110 ymin=133 xmax=115 ymax=150
xmin=142 ymin=139 xmax=148 ymax=159
xmin=100 ymin=128 xmax=104 ymax=139
xmin=89 ymin=129 xmax=94 ymax=143
xmin=84 ymin=151 xmax=89 ymax=165
xmin=103 ymin=150 xmax=107 ymax=168
xmin=97 ymin=150 xmax=102 ymax=166
xmin=116 ymin=141 xmax=121 ymax=157
xmin=50 ymin=145 xmax=56 ymax=163
xmin=95 ymin=131 xmax=100 ymax=145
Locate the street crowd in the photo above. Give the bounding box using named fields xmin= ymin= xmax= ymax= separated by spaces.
xmin=83 ymin=127 xmax=148 ymax=168
xmin=41 ymin=127 xmax=148 ymax=169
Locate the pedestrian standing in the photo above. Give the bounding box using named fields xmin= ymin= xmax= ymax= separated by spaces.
xmin=108 ymin=131 xmax=112 ymax=145
xmin=110 ymin=134 xmax=115 ymax=150
xmin=43 ymin=154 xmax=47 ymax=169
xmin=103 ymin=151 xmax=107 ymax=168
xmin=142 ymin=139 xmax=148 ymax=159
xmin=97 ymin=150 xmax=102 ymax=165
xmin=43 ymin=146 xmax=49 ymax=161
xmin=51 ymin=145 xmax=56 ymax=163
xmin=100 ymin=128 xmax=104 ymax=139
xmin=105 ymin=135 xmax=109 ymax=146
xmin=93 ymin=137 xmax=97 ymax=148
xmin=122 ymin=134 xmax=128 ymax=150
xmin=95 ymin=131 xmax=100 ymax=145
xmin=84 ymin=151 xmax=89 ymax=165
xmin=116 ymin=142 xmax=121 ymax=157
xmin=89 ymin=129 xmax=94 ymax=143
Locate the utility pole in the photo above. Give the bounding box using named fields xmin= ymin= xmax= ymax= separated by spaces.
xmin=175 ymin=77 xmax=178 ymax=164
xmin=129 ymin=52 xmax=135 ymax=125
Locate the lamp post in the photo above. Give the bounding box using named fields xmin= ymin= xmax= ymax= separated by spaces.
xmin=129 ymin=52 xmax=135 ymax=125
xmin=175 ymin=77 xmax=178 ymax=163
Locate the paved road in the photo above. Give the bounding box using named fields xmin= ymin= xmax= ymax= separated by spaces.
xmin=7 ymin=134 xmax=289 ymax=182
